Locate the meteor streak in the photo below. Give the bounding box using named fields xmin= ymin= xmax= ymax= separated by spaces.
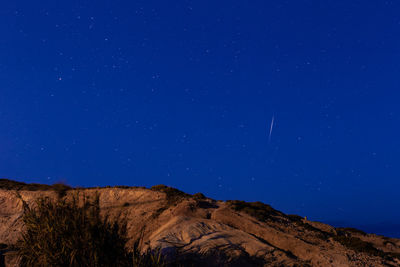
xmin=268 ymin=115 xmax=275 ymax=143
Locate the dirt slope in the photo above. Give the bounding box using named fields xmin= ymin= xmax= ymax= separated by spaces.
xmin=1 ymin=179 xmax=399 ymax=266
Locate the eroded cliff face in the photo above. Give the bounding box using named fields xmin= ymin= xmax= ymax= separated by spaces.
xmin=1 ymin=180 xmax=400 ymax=267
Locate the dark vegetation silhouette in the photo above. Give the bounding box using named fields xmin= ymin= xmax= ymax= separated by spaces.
xmin=0 ymin=179 xmax=71 ymax=198
xmin=16 ymin=193 xmax=131 ymax=266
xmin=226 ymin=200 xmax=400 ymax=261
xmin=15 ymin=192 xmax=172 ymax=267
xmin=9 ymin=182 xmax=263 ymax=267
xmin=2 ymin=179 xmax=399 ymax=266
xmin=0 ymin=243 xmax=7 ymax=267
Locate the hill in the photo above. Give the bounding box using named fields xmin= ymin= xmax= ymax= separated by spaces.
xmin=1 ymin=179 xmax=399 ymax=266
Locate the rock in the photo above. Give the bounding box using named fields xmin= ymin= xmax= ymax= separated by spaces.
xmin=1 ymin=179 xmax=400 ymax=266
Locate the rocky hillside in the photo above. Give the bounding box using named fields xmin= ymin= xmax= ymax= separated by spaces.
xmin=1 ymin=179 xmax=400 ymax=267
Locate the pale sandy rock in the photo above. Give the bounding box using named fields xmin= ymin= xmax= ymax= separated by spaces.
xmin=0 ymin=180 xmax=399 ymax=267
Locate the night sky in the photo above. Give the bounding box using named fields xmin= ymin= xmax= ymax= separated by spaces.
xmin=1 ymin=1 xmax=400 ymax=236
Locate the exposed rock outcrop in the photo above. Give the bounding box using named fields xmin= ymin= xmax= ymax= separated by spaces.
xmin=1 ymin=179 xmax=399 ymax=266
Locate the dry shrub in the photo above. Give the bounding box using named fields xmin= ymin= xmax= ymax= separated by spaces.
xmin=227 ymin=200 xmax=284 ymax=222
xmin=16 ymin=193 xmax=130 ymax=267
xmin=15 ymin=192 xmax=177 ymax=267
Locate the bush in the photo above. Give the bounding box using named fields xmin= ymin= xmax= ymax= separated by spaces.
xmin=227 ymin=200 xmax=284 ymax=222
xmin=131 ymin=232 xmax=166 ymax=267
xmin=51 ymin=182 xmax=72 ymax=198
xmin=336 ymin=227 xmax=366 ymax=236
xmin=16 ymin=193 xmax=131 ymax=267
xmin=0 ymin=179 xmax=52 ymax=191
xmin=192 ymin=193 xmax=206 ymax=200
xmin=150 ymin=185 xmax=190 ymax=205
xmin=333 ymin=235 xmax=383 ymax=257
xmin=15 ymin=193 xmax=179 ymax=267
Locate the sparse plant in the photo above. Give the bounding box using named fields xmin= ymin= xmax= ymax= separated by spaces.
xmin=16 ymin=192 xmax=130 ymax=267
xmin=14 ymin=192 xmax=188 ymax=267
xmin=150 ymin=185 xmax=190 ymax=205
xmin=227 ymin=200 xmax=284 ymax=222
xmin=192 ymin=193 xmax=206 ymax=200
xmin=131 ymin=231 xmax=167 ymax=267
xmin=333 ymin=232 xmax=400 ymax=260
xmin=51 ymin=182 xmax=72 ymax=198
xmin=336 ymin=227 xmax=366 ymax=236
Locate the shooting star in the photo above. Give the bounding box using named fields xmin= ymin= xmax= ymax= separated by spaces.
xmin=268 ymin=115 xmax=275 ymax=143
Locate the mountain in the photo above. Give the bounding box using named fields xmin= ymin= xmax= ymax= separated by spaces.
xmin=1 ymin=179 xmax=399 ymax=266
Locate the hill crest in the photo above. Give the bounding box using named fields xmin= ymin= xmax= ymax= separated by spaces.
xmin=1 ymin=179 xmax=400 ymax=266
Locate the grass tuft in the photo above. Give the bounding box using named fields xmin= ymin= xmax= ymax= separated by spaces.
xmin=16 ymin=192 xmax=130 ymax=267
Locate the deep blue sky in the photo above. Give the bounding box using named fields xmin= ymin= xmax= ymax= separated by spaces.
xmin=1 ymin=1 xmax=400 ymax=236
